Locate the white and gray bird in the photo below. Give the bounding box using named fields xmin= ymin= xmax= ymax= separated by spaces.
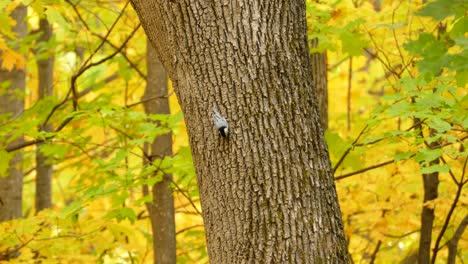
xmin=212 ymin=106 xmax=229 ymax=138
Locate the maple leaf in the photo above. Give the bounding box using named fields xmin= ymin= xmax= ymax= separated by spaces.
xmin=1 ymin=48 xmax=25 ymax=71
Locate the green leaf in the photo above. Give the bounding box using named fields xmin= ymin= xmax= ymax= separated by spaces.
xmin=60 ymin=200 xmax=83 ymax=218
xmin=341 ymin=151 xmax=363 ymax=171
xmin=39 ymin=143 xmax=68 ymax=161
xmin=455 ymin=69 xmax=468 ymax=87
xmin=45 ymin=8 xmax=68 ymax=29
xmin=404 ymin=33 xmax=450 ymax=74
xmin=395 ymin=151 xmax=413 ymax=162
xmin=145 ymin=173 xmax=163 ymax=186
xmin=105 ymin=208 xmax=137 ymax=223
xmin=386 ymin=101 xmax=412 ymax=117
xmin=454 ymin=36 xmax=468 ymax=50
xmin=30 ymin=0 xmax=44 ymax=17
xmin=414 ymin=148 xmax=442 ymax=164
xmin=421 ymin=164 xmax=450 ymax=174
xmin=340 ymin=31 xmax=367 ymax=56
xmin=134 ymin=195 xmax=152 ymax=206
xmin=428 ymin=117 xmax=452 ymax=133
xmin=416 ymin=0 xmax=467 ymax=20
xmin=449 ymin=17 xmax=468 ymax=39
xmin=325 ymin=131 xmax=350 ymax=163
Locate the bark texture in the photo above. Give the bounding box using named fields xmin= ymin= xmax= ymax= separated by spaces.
xmin=132 ymin=1 xmax=349 ymax=262
xmin=143 ymin=39 xmax=176 ymax=264
xmin=35 ymin=18 xmax=54 ymax=212
xmin=0 ymin=5 xmax=27 ymax=221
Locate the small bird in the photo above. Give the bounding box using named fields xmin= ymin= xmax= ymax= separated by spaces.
xmin=212 ymin=105 xmax=229 ymax=138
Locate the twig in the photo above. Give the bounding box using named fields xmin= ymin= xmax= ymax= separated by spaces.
xmin=431 ymin=156 xmax=467 ymax=263
xmin=335 ymin=158 xmax=398 ymax=181
xmin=333 ymin=124 xmax=368 ymax=174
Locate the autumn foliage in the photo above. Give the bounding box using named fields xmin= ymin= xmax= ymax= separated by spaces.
xmin=0 ymin=0 xmax=466 ymax=263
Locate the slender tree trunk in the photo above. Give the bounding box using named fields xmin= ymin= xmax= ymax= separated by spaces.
xmin=132 ymin=1 xmax=350 ymax=262
xmin=0 ymin=5 xmax=27 ymax=221
xmin=143 ymin=39 xmax=176 ymax=264
xmin=310 ymin=38 xmax=328 ymax=130
xmin=418 ymin=129 xmax=440 ymax=264
xmin=419 ymin=163 xmax=439 ymax=264
xmin=447 ymin=214 xmax=467 ymax=264
xmin=35 ymin=18 xmax=54 ymax=212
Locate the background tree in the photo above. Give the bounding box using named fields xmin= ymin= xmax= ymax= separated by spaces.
xmin=310 ymin=38 xmax=328 ymax=130
xmin=35 ymin=17 xmax=54 ymax=212
xmin=143 ymin=39 xmax=177 ymax=264
xmin=0 ymin=4 xmax=26 ymax=222
xmin=131 ymin=0 xmax=350 ymax=262
xmin=0 ymin=0 xmax=465 ymax=262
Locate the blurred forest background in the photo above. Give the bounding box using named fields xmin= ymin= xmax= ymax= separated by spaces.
xmin=0 ymin=0 xmax=466 ymax=263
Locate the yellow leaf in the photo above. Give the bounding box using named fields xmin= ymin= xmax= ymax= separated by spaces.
xmin=0 ymin=37 xmax=7 ymax=50
xmin=1 ymin=48 xmax=25 ymax=71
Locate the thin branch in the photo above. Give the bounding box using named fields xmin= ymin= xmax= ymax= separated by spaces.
xmin=5 ymin=114 xmax=74 ymax=152
xmin=79 ymin=0 xmax=132 ymax=68
xmin=65 ymin=0 xmax=145 ymax=79
xmin=5 ymin=23 xmax=140 ymax=153
xmin=347 ymin=57 xmax=353 ymax=131
xmin=64 ymin=0 xmax=91 ymax=31
xmin=171 ymin=179 xmax=202 ymax=216
xmin=335 ymin=158 xmax=399 ymax=181
xmin=90 ymin=31 xmax=146 ymax=79
xmin=333 ymin=118 xmax=425 ymax=175
xmin=447 ymin=214 xmax=468 ymax=264
xmin=333 ymin=124 xmax=368 ymax=173
xmin=77 ymin=73 xmax=119 ymax=97
xmin=369 ymin=240 xmax=382 ymax=264
xmin=126 ymin=92 xmax=174 ymax=108
xmin=74 ymin=23 xmax=141 ymax=78
xmin=381 ymin=229 xmax=420 ymax=239
xmin=176 ymin=224 xmax=204 ymax=235
xmin=431 ymin=156 xmax=467 ymax=263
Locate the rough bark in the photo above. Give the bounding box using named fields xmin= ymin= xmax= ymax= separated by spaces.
xmin=310 ymin=38 xmax=328 ymax=130
xmin=143 ymin=39 xmax=176 ymax=264
xmin=132 ymin=1 xmax=350 ymax=262
xmin=0 ymin=5 xmax=27 ymax=221
xmin=35 ymin=18 xmax=54 ymax=212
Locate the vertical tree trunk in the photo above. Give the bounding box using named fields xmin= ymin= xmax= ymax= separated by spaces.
xmin=419 ymin=163 xmax=439 ymax=264
xmin=0 ymin=5 xmax=27 ymax=221
xmin=143 ymin=39 xmax=176 ymax=264
xmin=310 ymin=38 xmax=328 ymax=130
xmin=132 ymin=1 xmax=350 ymax=262
xmin=418 ymin=129 xmax=440 ymax=264
xmin=447 ymin=215 xmax=467 ymax=264
xmin=35 ymin=18 xmax=54 ymax=212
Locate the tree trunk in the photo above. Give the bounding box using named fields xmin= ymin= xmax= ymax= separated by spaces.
xmin=418 ymin=129 xmax=440 ymax=264
xmin=143 ymin=39 xmax=176 ymax=264
xmin=131 ymin=1 xmax=350 ymax=262
xmin=419 ymin=162 xmax=439 ymax=264
xmin=310 ymin=38 xmax=328 ymax=130
xmin=0 ymin=4 xmax=27 ymax=221
xmin=35 ymin=18 xmax=54 ymax=212
xmin=447 ymin=214 xmax=467 ymax=264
